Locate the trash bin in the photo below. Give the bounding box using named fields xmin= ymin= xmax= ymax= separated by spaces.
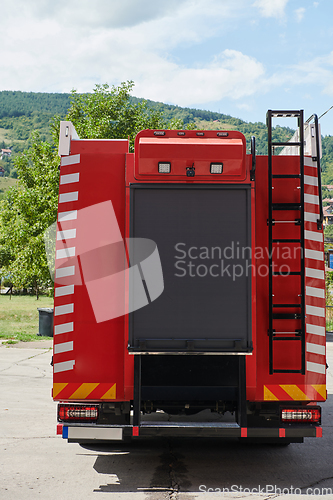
xmin=37 ymin=308 xmax=54 ymax=337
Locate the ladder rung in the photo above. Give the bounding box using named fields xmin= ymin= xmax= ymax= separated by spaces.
xmin=272 ymin=313 xmax=301 ymax=319
xmin=272 ymin=174 xmax=301 ymax=179
xmin=269 ymin=111 xmax=301 ymax=118
xmin=273 ymin=271 xmax=301 ymax=276
xmin=273 ymin=304 xmax=301 ymax=308
xmin=272 ymin=369 xmax=303 ymax=374
xmin=272 ymin=239 xmax=301 ymax=243
xmin=271 ymin=142 xmax=301 ymax=147
xmin=272 ymin=203 xmax=301 ymax=210
xmin=268 ymin=220 xmax=301 ymax=225
xmin=273 ymin=331 xmax=302 ymax=334
xmin=272 ymin=336 xmax=302 ymax=341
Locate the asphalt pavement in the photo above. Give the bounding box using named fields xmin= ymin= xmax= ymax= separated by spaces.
xmin=0 ymin=340 xmax=333 ymax=499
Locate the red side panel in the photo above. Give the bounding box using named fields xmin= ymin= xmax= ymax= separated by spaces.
xmin=255 ymin=155 xmax=326 ymax=402
xmin=53 ymin=139 xmax=133 ymax=402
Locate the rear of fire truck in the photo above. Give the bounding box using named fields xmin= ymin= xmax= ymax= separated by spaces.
xmin=53 ymin=110 xmax=325 ymax=444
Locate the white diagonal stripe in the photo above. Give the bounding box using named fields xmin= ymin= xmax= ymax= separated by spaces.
xmin=54 ymin=341 xmax=74 ymax=354
xmin=54 ymin=360 xmax=75 ymax=373
xmin=54 ymin=303 xmax=74 ymax=316
xmin=304 ymin=157 xmax=316 ymax=167
xmin=57 ymin=228 xmax=76 ymax=240
xmin=60 ymin=173 xmax=80 ymax=185
xmin=304 ymin=212 xmax=319 ymax=223
xmin=306 ymin=286 xmax=325 ymax=298
xmin=56 ymin=247 xmax=75 ymax=259
xmin=306 ymin=304 xmax=325 ymax=317
xmin=59 ymin=191 xmax=79 ymax=203
xmin=304 ymin=230 xmax=323 ymax=242
xmin=55 ymin=285 xmax=75 ymax=297
xmin=61 ymin=154 xmax=80 ymax=166
xmin=58 ymin=210 xmax=77 ymax=222
xmin=54 ymin=322 xmax=74 ymax=335
xmin=305 ymin=267 xmax=324 ymax=280
xmin=305 ymin=249 xmax=324 ymax=261
xmin=304 ymin=175 xmax=318 ymax=186
xmin=306 ymin=342 xmax=325 ymax=355
xmin=307 ymin=361 xmax=326 ymax=375
xmin=304 ymin=193 xmax=319 ymax=205
xmin=306 ymin=323 xmax=325 ymax=336
xmin=55 ymin=266 xmax=75 ymax=278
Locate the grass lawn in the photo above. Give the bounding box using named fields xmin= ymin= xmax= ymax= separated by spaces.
xmin=0 ymin=294 xmax=54 ymax=344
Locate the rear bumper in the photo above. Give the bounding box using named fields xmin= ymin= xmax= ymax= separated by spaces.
xmin=58 ymin=422 xmax=322 ymax=442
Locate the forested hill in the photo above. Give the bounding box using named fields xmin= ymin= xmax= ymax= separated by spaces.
xmin=0 ymin=90 xmax=332 ymax=183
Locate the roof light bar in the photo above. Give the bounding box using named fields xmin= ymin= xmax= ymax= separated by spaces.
xmin=58 ymin=404 xmax=99 ymax=422
xmin=210 ymin=163 xmax=223 ymax=174
xmin=158 ymin=162 xmax=171 ymax=173
xmin=281 ymin=407 xmax=321 ymax=424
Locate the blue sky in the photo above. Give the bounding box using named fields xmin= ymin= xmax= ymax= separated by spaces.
xmin=1 ymin=0 xmax=333 ymax=134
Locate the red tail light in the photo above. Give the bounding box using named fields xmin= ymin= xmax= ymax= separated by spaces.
xmin=58 ymin=404 xmax=99 ymax=422
xmin=281 ymin=407 xmax=321 ymax=424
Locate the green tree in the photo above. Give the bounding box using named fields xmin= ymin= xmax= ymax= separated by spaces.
xmin=0 ymin=134 xmax=59 ymax=296
xmin=58 ymin=81 xmax=165 ymax=152
xmin=0 ymin=81 xmax=194 ymax=292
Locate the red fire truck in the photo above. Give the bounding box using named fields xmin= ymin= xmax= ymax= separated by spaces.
xmin=53 ymin=110 xmax=326 ymax=444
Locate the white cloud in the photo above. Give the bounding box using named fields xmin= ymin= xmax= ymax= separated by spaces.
xmin=134 ymin=50 xmax=265 ymax=106
xmin=295 ymin=7 xmax=306 ymax=22
xmin=252 ymin=0 xmax=289 ymax=18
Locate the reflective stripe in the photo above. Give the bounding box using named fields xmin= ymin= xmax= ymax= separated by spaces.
xmin=306 ymin=343 xmax=325 ymax=355
xmin=306 ymin=304 xmax=325 ymax=317
xmin=305 ymin=248 xmax=324 ymax=261
xmin=305 ymin=267 xmax=324 ymax=280
xmin=55 ymin=285 xmax=75 ymax=297
xmin=54 ymin=304 xmax=74 ymax=316
xmin=304 ymin=157 xmax=316 ymax=167
xmin=304 ymin=212 xmax=319 ymax=223
xmin=58 ymin=210 xmax=77 ymax=222
xmin=56 ymin=247 xmax=75 ymax=259
xmin=57 ymin=229 xmax=76 ymax=240
xmin=306 ymin=323 xmax=325 ymax=336
xmin=61 ymin=154 xmax=80 ymax=166
xmin=54 ymin=322 xmax=74 ymax=335
xmin=304 ymin=230 xmax=323 ymax=242
xmin=60 ymin=173 xmax=80 ymax=185
xmin=307 ymin=361 xmax=326 ymax=375
xmin=306 ymin=286 xmax=325 ymax=298
xmin=54 ymin=360 xmax=75 ymax=373
xmin=55 ymin=266 xmax=75 ymax=278
xmin=304 ymin=175 xmax=318 ymax=186
xmin=304 ymin=193 xmax=319 ymax=205
xmin=54 ymin=341 xmax=74 ymax=354
xmin=59 ymin=191 xmax=79 ymax=203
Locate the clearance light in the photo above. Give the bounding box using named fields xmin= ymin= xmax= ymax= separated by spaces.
xmin=158 ymin=162 xmax=171 ymax=173
xmin=210 ymin=163 xmax=223 ymax=174
xmin=58 ymin=404 xmax=99 ymax=422
xmin=281 ymin=407 xmax=321 ymax=424
xmin=154 ymin=131 xmax=165 ymax=136
xmin=217 ymin=132 xmax=229 ymax=137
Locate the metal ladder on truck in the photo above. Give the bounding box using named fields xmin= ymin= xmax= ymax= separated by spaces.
xmin=267 ymin=110 xmax=306 ymax=375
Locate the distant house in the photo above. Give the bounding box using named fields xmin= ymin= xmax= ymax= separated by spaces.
xmin=0 ymin=166 xmax=4 ymax=177
xmin=323 ymin=206 xmax=333 ymax=225
xmin=0 ymin=149 xmax=12 ymax=160
xmin=325 ymin=185 xmax=333 ymax=192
